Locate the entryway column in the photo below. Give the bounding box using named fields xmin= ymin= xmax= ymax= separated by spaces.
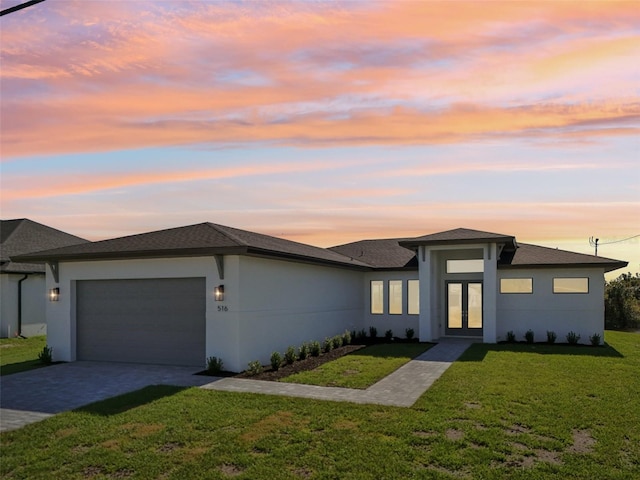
xmin=483 ymin=243 xmax=497 ymax=343
xmin=419 ymin=247 xmax=436 ymax=341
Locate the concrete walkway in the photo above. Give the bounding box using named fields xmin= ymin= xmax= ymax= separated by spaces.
xmin=202 ymin=338 xmax=474 ymax=407
xmin=1 ymin=338 xmax=473 ymax=432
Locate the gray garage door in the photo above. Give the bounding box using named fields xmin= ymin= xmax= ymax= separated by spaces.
xmin=76 ymin=278 xmax=205 ymax=367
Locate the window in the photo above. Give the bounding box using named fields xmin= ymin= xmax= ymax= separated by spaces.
xmin=371 ymin=280 xmax=384 ymax=314
xmin=389 ymin=280 xmax=402 ymax=314
xmin=446 ymin=259 xmax=484 ymax=273
xmin=500 ymin=278 xmax=533 ymax=294
xmin=408 ymin=280 xmax=420 ymax=315
xmin=553 ymin=277 xmax=589 ymax=293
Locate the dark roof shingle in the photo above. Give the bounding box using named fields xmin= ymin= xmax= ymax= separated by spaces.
xmin=499 ymin=243 xmax=627 ymax=272
xmin=1 ymin=219 xmax=87 ymax=273
xmin=16 ymin=223 xmax=371 ymax=269
xmin=400 ymin=228 xmax=516 ymax=248
xmin=330 ymin=238 xmax=417 ymax=269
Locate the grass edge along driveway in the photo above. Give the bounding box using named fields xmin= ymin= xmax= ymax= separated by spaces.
xmin=0 ymin=336 xmax=46 ymax=376
xmin=1 ymin=331 xmax=638 ymax=479
xmin=280 ymin=342 xmax=432 ymax=389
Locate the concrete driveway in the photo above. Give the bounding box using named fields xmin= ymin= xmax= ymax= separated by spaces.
xmin=0 ymin=361 xmax=214 ymax=432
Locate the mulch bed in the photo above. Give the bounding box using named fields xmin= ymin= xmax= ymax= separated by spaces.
xmin=197 ymin=338 xmax=420 ymax=380
xmin=196 ymin=344 xmax=366 ymax=380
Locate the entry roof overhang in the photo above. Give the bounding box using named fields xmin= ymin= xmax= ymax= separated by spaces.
xmin=399 ymin=228 xmax=517 ymax=250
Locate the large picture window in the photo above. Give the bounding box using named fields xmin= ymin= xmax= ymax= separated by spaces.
xmin=553 ymin=277 xmax=589 ymax=293
xmin=408 ymin=280 xmax=420 ymax=315
xmin=500 ymin=278 xmax=533 ymax=294
xmin=389 ymin=280 xmax=403 ymax=315
xmin=371 ymin=280 xmax=384 ymax=314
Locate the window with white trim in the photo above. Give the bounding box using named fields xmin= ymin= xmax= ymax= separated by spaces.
xmin=553 ymin=277 xmax=589 ymax=293
xmin=500 ymin=278 xmax=533 ymax=294
xmin=371 ymin=280 xmax=384 ymax=314
xmin=408 ymin=280 xmax=420 ymax=315
xmin=389 ymin=280 xmax=402 ymax=315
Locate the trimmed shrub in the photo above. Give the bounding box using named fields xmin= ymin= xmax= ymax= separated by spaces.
xmin=323 ymin=337 xmax=334 ymax=353
xmin=270 ymin=351 xmax=282 ymax=371
xmin=38 ymin=345 xmax=53 ymax=365
xmin=566 ymin=331 xmax=581 ymax=345
xmin=342 ymin=330 xmax=352 ymax=345
xmin=524 ymin=329 xmax=534 ymax=344
xmin=331 ymin=335 xmax=343 ymax=350
xmin=247 ymin=360 xmax=263 ymax=376
xmin=506 ymin=331 xmax=516 ymax=343
xmin=284 ymin=346 xmax=297 ymax=365
xmin=590 ymin=333 xmax=601 ymax=346
xmin=405 ymin=328 xmax=415 ymax=340
xmin=357 ymin=329 xmax=367 ymax=341
xmin=206 ymin=356 xmax=224 ymax=374
xmin=384 ymin=329 xmax=393 ymax=342
xmin=299 ymin=342 xmax=310 ymax=360
xmin=310 ymin=340 xmax=321 ymax=357
xmin=369 ymin=326 xmax=378 ymax=339
xmin=546 ymin=330 xmax=557 ymax=344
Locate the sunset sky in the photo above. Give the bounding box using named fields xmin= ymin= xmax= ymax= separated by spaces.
xmin=1 ymin=0 xmax=638 ymax=276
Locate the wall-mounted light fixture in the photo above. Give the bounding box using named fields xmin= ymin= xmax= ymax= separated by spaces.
xmin=214 ymin=285 xmax=224 ymax=302
xmin=49 ymin=287 xmax=60 ymax=302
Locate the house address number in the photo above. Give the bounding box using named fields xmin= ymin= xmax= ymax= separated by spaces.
xmin=218 ymin=305 xmax=228 ymax=312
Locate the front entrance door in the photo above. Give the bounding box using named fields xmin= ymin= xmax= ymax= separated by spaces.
xmin=445 ymin=281 xmax=483 ymax=336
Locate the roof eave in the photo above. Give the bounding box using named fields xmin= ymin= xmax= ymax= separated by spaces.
xmin=13 ymin=246 xmax=249 ymax=263
xmin=498 ymin=261 xmax=628 ymax=273
xmin=399 ymin=237 xmax=516 ymax=249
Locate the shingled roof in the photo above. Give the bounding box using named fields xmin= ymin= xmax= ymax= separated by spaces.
xmin=330 ymin=239 xmax=417 ymax=269
xmin=1 ymin=219 xmax=87 ymax=273
xmin=400 ymin=228 xmax=516 ymax=249
xmin=16 ymin=222 xmax=371 ymax=270
xmin=499 ymin=243 xmax=627 ymax=272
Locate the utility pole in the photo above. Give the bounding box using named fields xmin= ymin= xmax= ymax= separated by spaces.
xmin=589 ymin=237 xmax=599 ymax=256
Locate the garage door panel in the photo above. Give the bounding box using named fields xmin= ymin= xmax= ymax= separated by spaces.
xmin=76 ymin=278 xmax=205 ymax=366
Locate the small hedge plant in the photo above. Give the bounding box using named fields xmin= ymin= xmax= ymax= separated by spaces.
xmin=38 ymin=345 xmax=53 ymax=365
xmin=405 ymin=328 xmax=414 ymax=340
xmin=299 ymin=342 xmax=310 ymax=360
xmin=506 ymin=331 xmax=516 ymax=343
xmin=369 ymin=326 xmax=378 ymax=339
xmin=247 ymin=360 xmax=263 ymax=376
xmin=270 ymin=351 xmax=282 ymax=371
xmin=310 ymin=340 xmax=321 ymax=357
xmin=206 ymin=356 xmax=224 ymax=374
xmin=524 ymin=329 xmax=534 ymax=344
xmin=384 ymin=329 xmax=393 ymax=342
xmin=566 ymin=331 xmax=581 ymax=345
xmin=342 ymin=330 xmax=352 ymax=345
xmin=284 ymin=346 xmax=297 ymax=365
xmin=589 ymin=333 xmax=601 ymax=346
xmin=546 ymin=330 xmax=557 ymax=344
xmin=323 ymin=337 xmax=334 ymax=353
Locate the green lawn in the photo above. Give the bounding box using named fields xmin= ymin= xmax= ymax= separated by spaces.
xmin=281 ymin=343 xmax=432 ymax=389
xmin=0 ymin=336 xmax=47 ymax=376
xmin=1 ymin=331 xmax=638 ymax=479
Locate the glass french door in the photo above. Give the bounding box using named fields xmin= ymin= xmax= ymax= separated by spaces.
xmin=446 ymin=281 xmax=483 ymax=336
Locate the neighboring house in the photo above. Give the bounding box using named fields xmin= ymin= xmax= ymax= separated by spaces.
xmin=0 ymin=219 xmax=87 ymax=338
xmin=17 ymin=223 xmax=627 ymax=371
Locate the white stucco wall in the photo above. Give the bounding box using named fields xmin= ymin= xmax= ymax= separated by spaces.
xmin=363 ymin=271 xmax=419 ymax=339
xmin=45 ymin=257 xmax=223 ymax=366
xmin=45 ymin=254 xmax=363 ymax=372
xmin=496 ymin=267 xmax=605 ymax=344
xmin=0 ymin=273 xmax=46 ymax=338
xmin=232 ymin=256 xmax=362 ymax=371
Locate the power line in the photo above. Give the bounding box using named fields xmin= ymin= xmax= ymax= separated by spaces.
xmin=0 ymin=0 xmax=46 ymax=17
xmin=589 ymin=234 xmax=640 ymax=256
